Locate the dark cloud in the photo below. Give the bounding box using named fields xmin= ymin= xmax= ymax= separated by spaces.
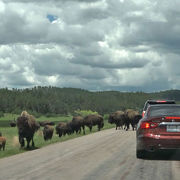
xmin=80 ymin=8 xmax=110 ymax=21
xmin=5 ymin=0 xmax=101 ymax=3
xmin=70 ymin=53 xmax=150 ymax=69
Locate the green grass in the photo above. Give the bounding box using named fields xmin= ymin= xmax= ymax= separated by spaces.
xmin=37 ymin=115 xmax=73 ymax=123
xmin=0 ymin=113 xmax=19 ymax=121
xmin=0 ymin=114 xmax=114 ymax=159
xmin=0 ymin=113 xmax=73 ymax=127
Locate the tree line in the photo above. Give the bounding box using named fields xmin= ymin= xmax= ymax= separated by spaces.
xmin=0 ymin=86 xmax=180 ymax=116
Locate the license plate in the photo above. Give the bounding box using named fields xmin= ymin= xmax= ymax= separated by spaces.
xmin=167 ymin=125 xmax=180 ymax=132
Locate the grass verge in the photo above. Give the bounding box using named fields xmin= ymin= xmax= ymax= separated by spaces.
xmin=0 ymin=115 xmax=114 ymax=159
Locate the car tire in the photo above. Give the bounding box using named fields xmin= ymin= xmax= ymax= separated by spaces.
xmin=136 ymin=149 xmax=146 ymax=159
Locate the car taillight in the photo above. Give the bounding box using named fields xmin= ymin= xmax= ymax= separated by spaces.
xmin=156 ymin=100 xmax=167 ymax=103
xmin=140 ymin=122 xmax=158 ymax=129
xmin=165 ymin=117 xmax=180 ymax=120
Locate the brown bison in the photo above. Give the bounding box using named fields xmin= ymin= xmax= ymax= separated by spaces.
xmin=56 ymin=122 xmax=72 ymax=137
xmin=10 ymin=119 xmax=16 ymax=127
xmin=108 ymin=111 xmax=125 ymax=130
xmin=124 ymin=109 xmax=142 ymax=131
xmin=84 ymin=114 xmax=104 ymax=132
xmin=71 ymin=116 xmax=85 ymax=134
xmin=39 ymin=121 xmax=55 ymax=127
xmin=43 ymin=125 xmax=54 ymax=141
xmin=0 ymin=132 xmax=6 ymax=151
xmin=16 ymin=111 xmax=40 ymax=148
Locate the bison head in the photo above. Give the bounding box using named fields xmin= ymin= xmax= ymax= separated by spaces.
xmin=134 ymin=115 xmax=142 ymax=124
xmin=16 ymin=116 xmax=29 ymax=134
xmin=108 ymin=114 xmax=115 ymax=124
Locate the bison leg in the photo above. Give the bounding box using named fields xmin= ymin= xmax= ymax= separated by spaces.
xmin=89 ymin=126 xmax=92 ymax=132
xmin=19 ymin=136 xmax=25 ymax=147
xmin=97 ymin=124 xmax=101 ymax=131
xmin=32 ymin=137 xmax=35 ymax=147
xmin=3 ymin=142 xmax=5 ymax=151
xmin=130 ymin=122 xmax=135 ymax=131
xmin=26 ymin=137 xmax=32 ymax=148
xmin=124 ymin=125 xmax=126 ymax=130
xmin=82 ymin=125 xmax=85 ymax=135
xmin=58 ymin=132 xmax=62 ymax=137
xmin=75 ymin=129 xmax=78 ymax=134
xmin=63 ymin=132 xmax=66 ymax=136
xmin=126 ymin=123 xmax=129 ymax=131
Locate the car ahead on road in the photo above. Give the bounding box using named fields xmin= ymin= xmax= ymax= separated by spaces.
xmin=136 ymin=104 xmax=180 ymax=159
xmin=142 ymin=100 xmax=175 ymax=117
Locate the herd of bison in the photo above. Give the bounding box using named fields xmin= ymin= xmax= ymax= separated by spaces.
xmin=0 ymin=109 xmax=142 ymax=151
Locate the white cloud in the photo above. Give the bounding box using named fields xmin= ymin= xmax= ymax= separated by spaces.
xmin=0 ymin=0 xmax=180 ymax=91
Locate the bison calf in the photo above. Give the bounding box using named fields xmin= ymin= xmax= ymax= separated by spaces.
xmin=56 ymin=122 xmax=72 ymax=137
xmin=43 ymin=125 xmax=54 ymax=141
xmin=0 ymin=133 xmax=6 ymax=151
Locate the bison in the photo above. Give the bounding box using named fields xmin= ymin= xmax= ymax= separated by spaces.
xmin=84 ymin=114 xmax=104 ymax=132
xmin=0 ymin=132 xmax=6 ymax=151
xmin=124 ymin=109 xmax=142 ymax=131
xmin=43 ymin=125 xmax=54 ymax=141
xmin=108 ymin=111 xmax=125 ymax=130
xmin=56 ymin=122 xmax=72 ymax=137
xmin=39 ymin=121 xmax=55 ymax=127
xmin=16 ymin=111 xmax=40 ymax=148
xmin=71 ymin=116 xmax=85 ymax=134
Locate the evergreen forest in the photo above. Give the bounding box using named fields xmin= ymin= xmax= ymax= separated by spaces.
xmin=0 ymin=86 xmax=180 ymax=116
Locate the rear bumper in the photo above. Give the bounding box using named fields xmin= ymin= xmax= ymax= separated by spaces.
xmin=137 ymin=133 xmax=180 ymax=152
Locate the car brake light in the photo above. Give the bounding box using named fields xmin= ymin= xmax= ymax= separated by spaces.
xmin=140 ymin=122 xmax=150 ymax=129
xmin=156 ymin=100 xmax=167 ymax=103
xmin=165 ymin=117 xmax=180 ymax=120
xmin=142 ymin=111 xmax=145 ymax=117
xmin=140 ymin=122 xmax=158 ymax=129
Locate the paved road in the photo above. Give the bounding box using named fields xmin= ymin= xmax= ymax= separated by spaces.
xmin=0 ymin=129 xmax=180 ymax=180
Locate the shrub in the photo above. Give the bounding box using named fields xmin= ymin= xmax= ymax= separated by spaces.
xmin=103 ymin=114 xmax=109 ymax=120
xmin=74 ymin=110 xmax=98 ymax=117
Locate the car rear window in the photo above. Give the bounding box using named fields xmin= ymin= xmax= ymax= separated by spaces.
xmin=143 ymin=101 xmax=175 ymax=111
xmin=148 ymin=106 xmax=180 ymax=117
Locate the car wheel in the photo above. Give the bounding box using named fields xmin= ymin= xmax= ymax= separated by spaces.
xmin=136 ymin=149 xmax=146 ymax=159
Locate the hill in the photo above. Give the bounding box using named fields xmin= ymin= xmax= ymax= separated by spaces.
xmin=0 ymin=86 xmax=180 ymax=115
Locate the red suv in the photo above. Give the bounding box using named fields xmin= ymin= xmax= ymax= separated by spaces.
xmin=136 ymin=104 xmax=180 ymax=159
xmin=142 ymin=100 xmax=175 ymax=117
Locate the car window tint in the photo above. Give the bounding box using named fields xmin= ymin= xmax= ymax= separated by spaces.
xmin=144 ymin=101 xmax=175 ymax=111
xmin=149 ymin=106 xmax=180 ymax=117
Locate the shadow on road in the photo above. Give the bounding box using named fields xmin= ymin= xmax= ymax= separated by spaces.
xmin=144 ymin=150 xmax=180 ymax=161
xmin=24 ymin=146 xmax=39 ymax=151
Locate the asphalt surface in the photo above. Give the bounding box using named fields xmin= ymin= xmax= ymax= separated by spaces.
xmin=0 ymin=128 xmax=180 ymax=180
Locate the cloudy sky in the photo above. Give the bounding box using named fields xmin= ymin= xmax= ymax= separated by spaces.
xmin=0 ymin=0 xmax=180 ymax=92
